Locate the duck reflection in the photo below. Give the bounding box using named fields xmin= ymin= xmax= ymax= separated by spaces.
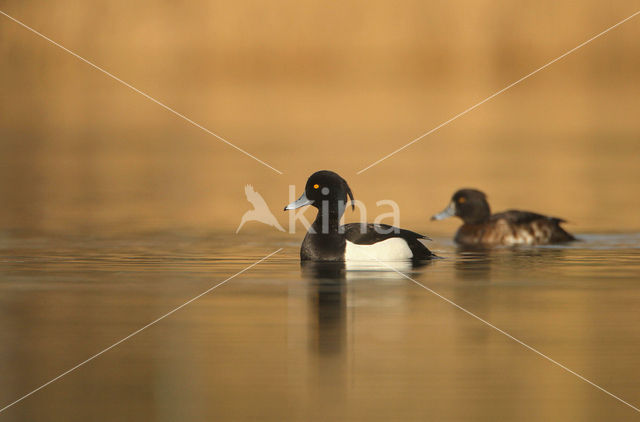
xmin=450 ymin=245 xmax=569 ymax=348
xmin=299 ymin=261 xmax=348 ymax=417
xmin=454 ymin=247 xmax=492 ymax=281
xmin=451 ymin=248 xmax=494 ymax=345
xmin=301 ymin=261 xmax=347 ymax=355
xmin=300 ymin=258 xmax=433 ymax=417
xmin=301 ymin=259 xmax=433 ymax=355
xmin=454 ymin=244 xmax=568 ymax=282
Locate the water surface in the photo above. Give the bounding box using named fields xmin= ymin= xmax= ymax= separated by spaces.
xmin=1 ymin=231 xmax=639 ymax=421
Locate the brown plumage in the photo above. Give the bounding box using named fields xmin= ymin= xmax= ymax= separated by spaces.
xmin=432 ymin=189 xmax=576 ymax=247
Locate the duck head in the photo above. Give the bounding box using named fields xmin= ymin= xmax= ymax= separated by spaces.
xmin=285 ymin=170 xmax=354 ymax=215
xmin=431 ymin=188 xmax=491 ymax=224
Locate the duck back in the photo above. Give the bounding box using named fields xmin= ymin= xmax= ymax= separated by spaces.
xmin=455 ymin=210 xmax=575 ymax=246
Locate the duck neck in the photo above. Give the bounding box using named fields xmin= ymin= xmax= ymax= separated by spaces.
xmin=311 ymin=200 xmax=346 ymax=235
xmin=463 ymin=203 xmax=491 ymax=225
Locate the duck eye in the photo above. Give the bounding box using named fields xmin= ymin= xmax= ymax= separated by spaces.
xmin=313 ymin=184 xmax=319 ymax=189
xmin=458 ymin=197 xmax=466 ymax=204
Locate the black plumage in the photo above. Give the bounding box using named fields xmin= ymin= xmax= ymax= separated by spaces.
xmin=286 ymin=171 xmax=435 ymax=261
xmin=342 ymin=223 xmax=434 ymax=259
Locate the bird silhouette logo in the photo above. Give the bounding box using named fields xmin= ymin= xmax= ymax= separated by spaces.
xmin=236 ymin=185 xmax=285 ymax=233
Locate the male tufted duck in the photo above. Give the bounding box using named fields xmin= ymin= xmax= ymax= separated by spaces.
xmin=285 ymin=170 xmax=435 ymax=261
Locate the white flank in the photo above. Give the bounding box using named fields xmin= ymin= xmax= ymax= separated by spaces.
xmin=344 ymin=238 xmax=413 ymax=261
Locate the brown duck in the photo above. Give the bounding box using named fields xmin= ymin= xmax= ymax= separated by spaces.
xmin=431 ymin=189 xmax=576 ymax=246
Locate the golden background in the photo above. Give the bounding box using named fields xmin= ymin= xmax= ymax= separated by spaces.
xmin=2 ymin=1 xmax=639 ymax=235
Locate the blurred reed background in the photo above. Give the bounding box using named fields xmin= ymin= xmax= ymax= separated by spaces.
xmin=1 ymin=1 xmax=639 ymax=236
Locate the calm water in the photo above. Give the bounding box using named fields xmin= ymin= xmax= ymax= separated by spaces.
xmin=3 ymin=2 xmax=640 ymax=420
xmin=1 ymin=231 xmax=639 ymax=421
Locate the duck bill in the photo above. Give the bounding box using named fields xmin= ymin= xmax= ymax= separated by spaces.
xmin=284 ymin=192 xmax=314 ymax=210
xmin=431 ymin=202 xmax=456 ymax=221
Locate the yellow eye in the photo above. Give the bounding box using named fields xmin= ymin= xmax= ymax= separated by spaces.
xmin=458 ymin=197 xmax=466 ymax=204
xmin=313 ymin=184 xmax=319 ymax=189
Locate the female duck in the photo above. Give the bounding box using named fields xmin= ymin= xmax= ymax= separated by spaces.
xmin=431 ymin=189 xmax=576 ymax=246
xmin=285 ymin=170 xmax=435 ymax=261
